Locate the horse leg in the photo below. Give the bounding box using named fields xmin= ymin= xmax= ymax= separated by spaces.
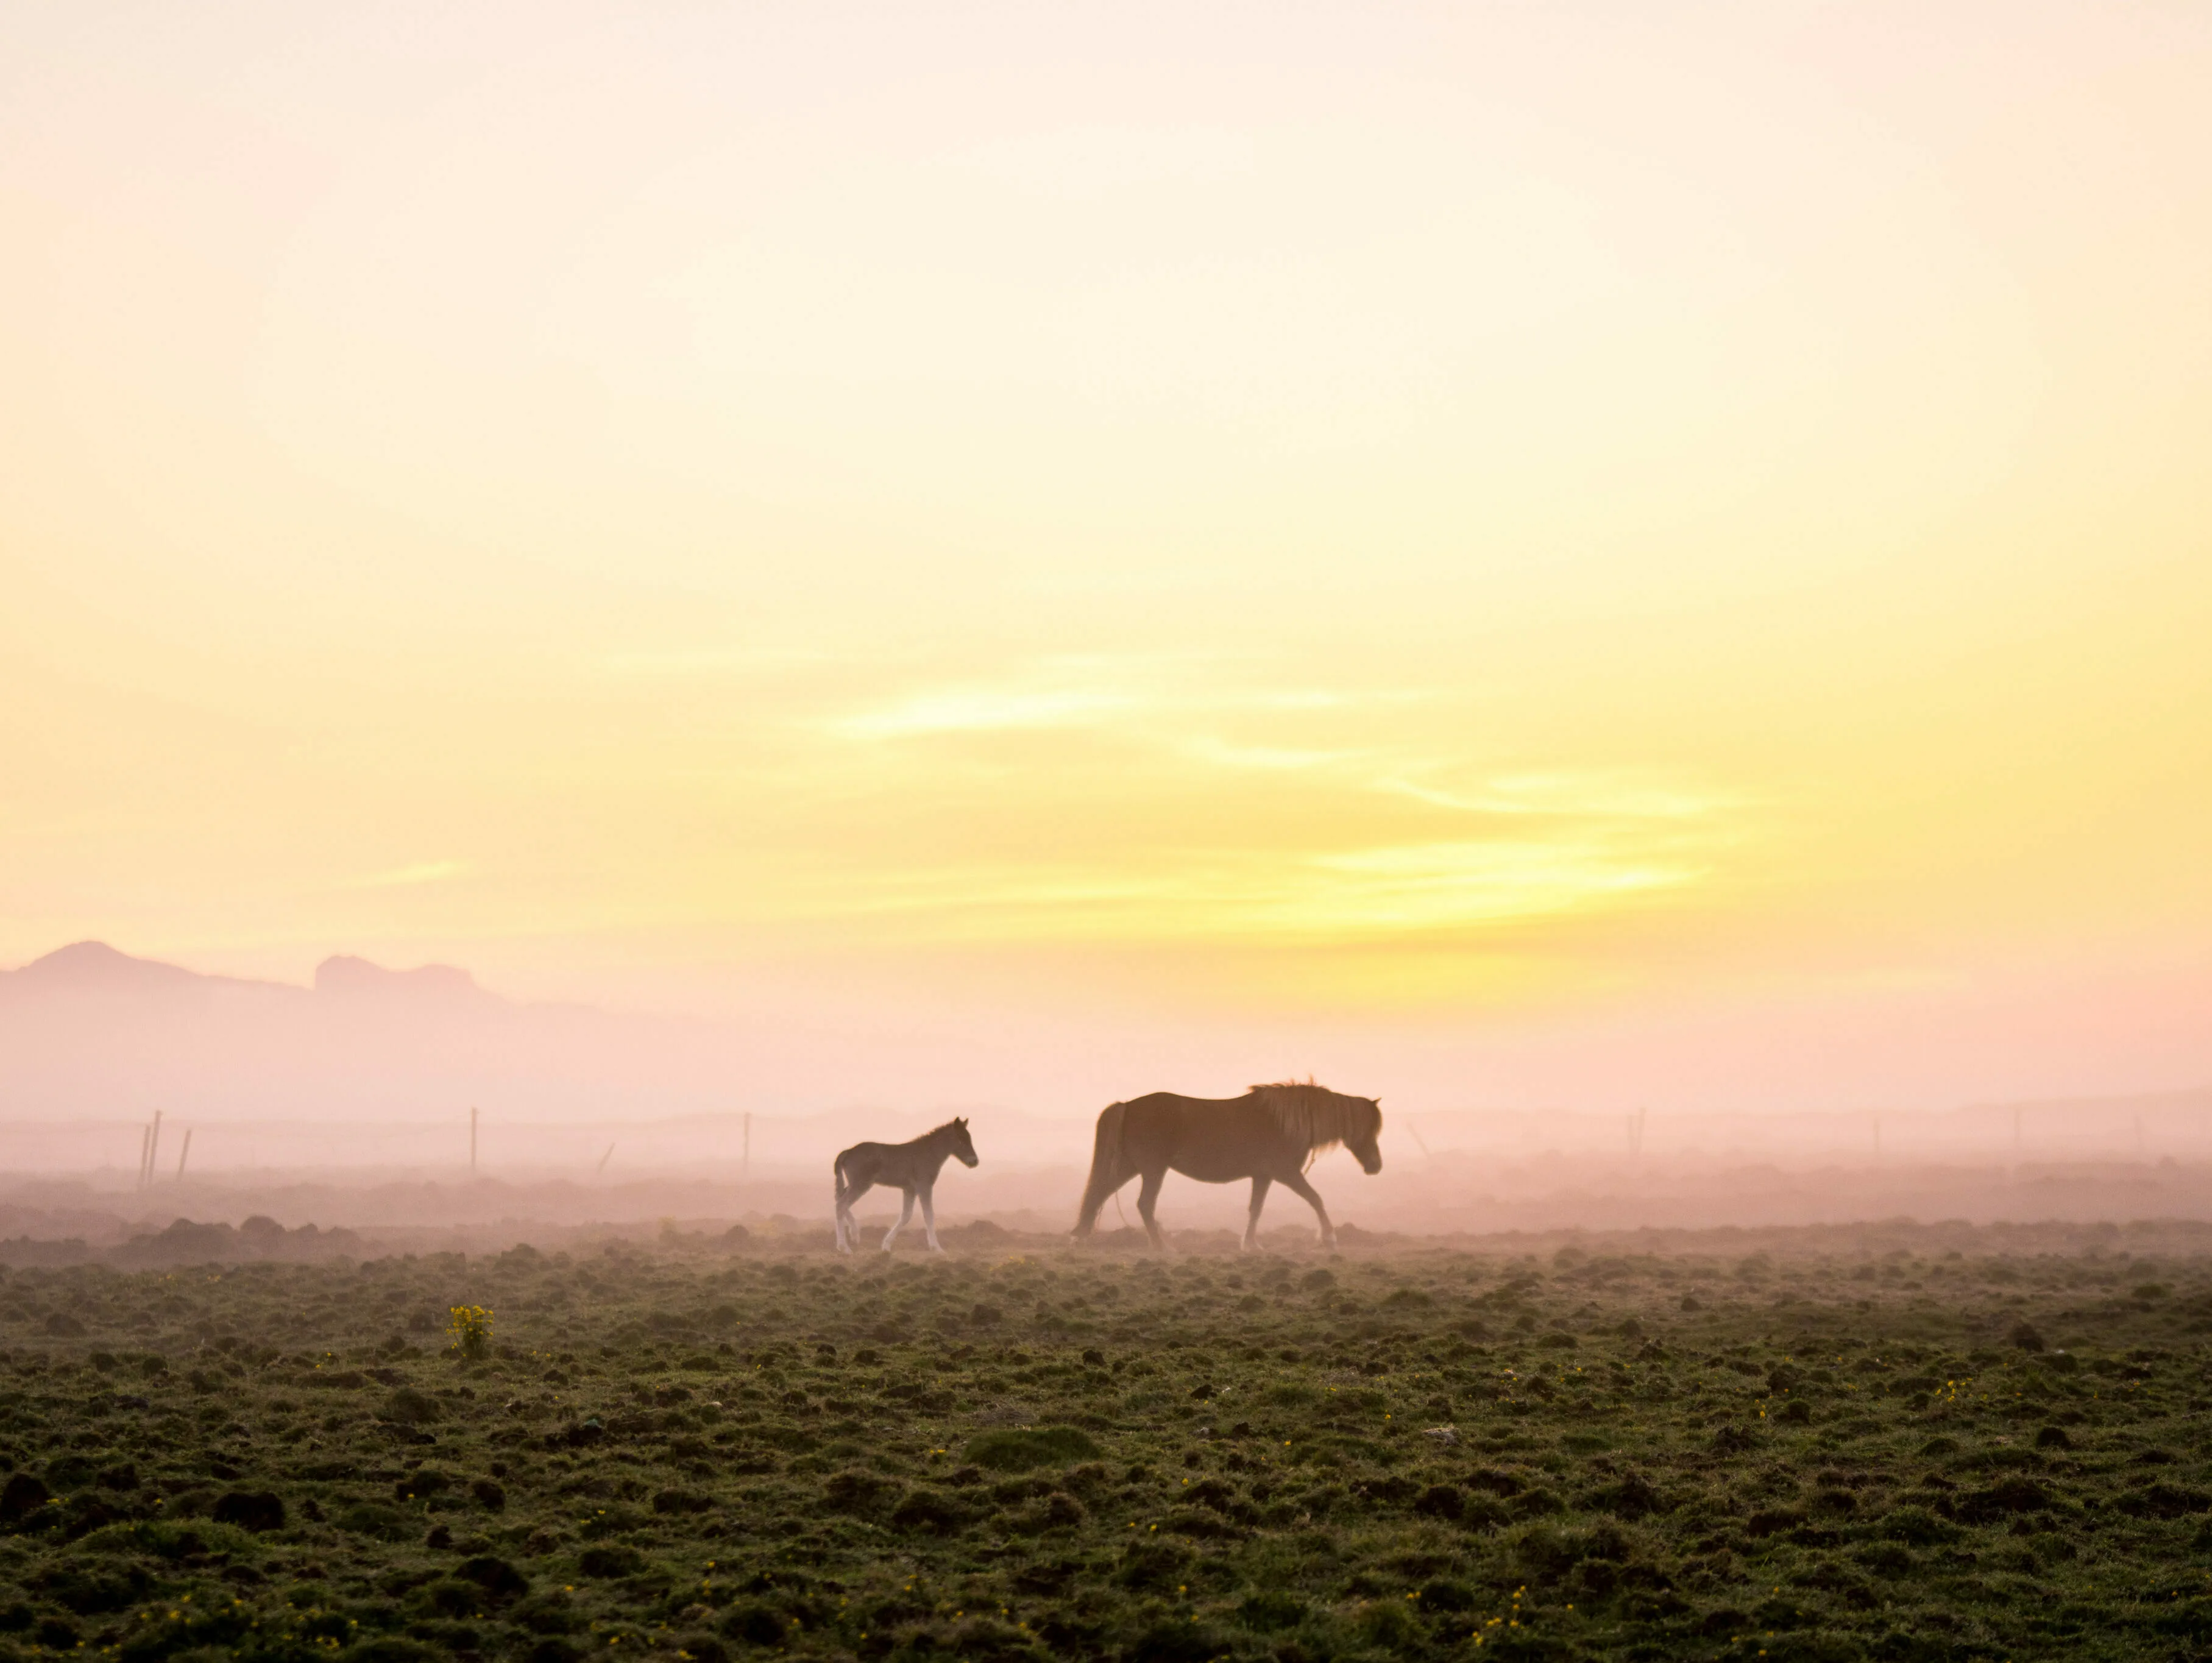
xmin=835 ymin=1171 xmax=868 ymax=1253
xmin=1135 ymin=1167 xmax=1168 ymax=1251
xmin=1277 ymin=1169 xmax=1338 ymax=1250
xmin=920 ymin=1183 xmax=941 ymax=1253
xmin=883 ymin=1187 xmax=915 ymax=1252
xmin=1242 ymin=1175 xmax=1273 ymax=1252
xmin=833 ymin=1175 xmax=849 ymax=1253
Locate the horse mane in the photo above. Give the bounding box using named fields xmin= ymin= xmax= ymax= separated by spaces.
xmin=1246 ymin=1080 xmax=1378 ymax=1153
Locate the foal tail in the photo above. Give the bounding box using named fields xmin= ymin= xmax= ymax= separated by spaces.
xmin=831 ymin=1150 xmax=867 ymax=1203
xmin=1072 ymin=1102 xmax=1129 ymax=1238
xmin=832 ymin=1147 xmax=860 ymax=1250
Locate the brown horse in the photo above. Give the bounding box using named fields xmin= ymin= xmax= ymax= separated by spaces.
xmin=1072 ymin=1082 xmax=1382 ymax=1250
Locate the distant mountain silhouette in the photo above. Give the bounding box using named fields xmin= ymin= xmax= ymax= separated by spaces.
xmin=0 ymin=939 xmax=1036 ymax=1131
xmin=8 ymin=940 xmax=207 ymax=993
xmin=313 ymin=954 xmax=489 ymax=1002
xmin=0 ymin=941 xmax=723 ymax=1124
xmin=1 ymin=942 xmax=495 ymax=1007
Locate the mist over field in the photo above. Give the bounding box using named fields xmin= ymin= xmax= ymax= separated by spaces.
xmin=7 ymin=940 xmax=2211 ymax=1261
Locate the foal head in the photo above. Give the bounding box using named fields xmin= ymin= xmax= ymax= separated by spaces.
xmin=940 ymin=1116 xmax=980 ymax=1168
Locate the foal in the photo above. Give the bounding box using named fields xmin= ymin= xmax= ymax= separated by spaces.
xmin=832 ymin=1118 xmax=980 ymax=1253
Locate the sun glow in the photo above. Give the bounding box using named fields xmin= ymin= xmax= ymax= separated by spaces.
xmin=4 ymin=2 xmax=2210 ymax=1108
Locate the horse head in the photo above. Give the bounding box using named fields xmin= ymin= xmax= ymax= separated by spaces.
xmin=949 ymin=1116 xmax=980 ymax=1168
xmin=1346 ymin=1098 xmax=1384 ymax=1174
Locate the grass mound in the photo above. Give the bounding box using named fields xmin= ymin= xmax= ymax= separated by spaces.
xmin=76 ymin=1518 xmax=264 ymax=1559
xmin=1 ymin=1219 xmax=2210 ymax=1659
xmin=965 ymin=1425 xmax=1101 ymax=1470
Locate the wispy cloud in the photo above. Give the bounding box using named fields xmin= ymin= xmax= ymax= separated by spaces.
xmin=834 ymin=687 xmax=1146 ymax=739
xmin=1180 ymin=737 xmax=1351 ymax=771
xmin=806 ymin=673 xmax=1746 ymax=947
xmin=342 ymin=860 xmax=466 ymax=890
xmin=831 ymin=664 xmax=1418 ymax=745
xmin=600 ymin=648 xmax=830 ymax=676
xmin=1377 ymin=770 xmax=1745 ymax=821
xmin=1283 ymin=837 xmax=1701 ymax=934
xmin=787 ymin=825 xmax=1710 ymax=947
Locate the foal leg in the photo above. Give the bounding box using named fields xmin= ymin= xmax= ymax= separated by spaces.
xmin=834 ymin=1174 xmax=867 ymax=1253
xmin=1135 ymin=1168 xmax=1168 ymax=1250
xmin=920 ymin=1183 xmax=941 ymax=1253
xmin=1277 ymin=1169 xmax=1338 ymax=1250
xmin=1242 ymin=1175 xmax=1274 ymax=1252
xmin=883 ymin=1188 xmax=916 ymax=1252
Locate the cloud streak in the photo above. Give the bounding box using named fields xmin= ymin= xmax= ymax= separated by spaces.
xmin=342 ymin=861 xmax=466 ymax=890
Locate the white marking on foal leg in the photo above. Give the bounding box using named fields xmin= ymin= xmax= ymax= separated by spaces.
xmin=921 ymin=1186 xmax=941 ymax=1252
xmin=884 ymin=1189 xmax=915 ymax=1251
xmin=836 ymin=1175 xmax=871 ymax=1253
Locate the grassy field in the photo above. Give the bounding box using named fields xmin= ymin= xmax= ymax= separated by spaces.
xmin=1 ymin=1225 xmax=2209 ymax=1663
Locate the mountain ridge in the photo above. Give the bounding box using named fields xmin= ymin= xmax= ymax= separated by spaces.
xmin=3 ymin=940 xmax=494 ymax=1005
xmin=0 ymin=940 xmax=693 ymax=1124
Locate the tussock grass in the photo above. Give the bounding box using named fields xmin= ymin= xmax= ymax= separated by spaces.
xmin=0 ymin=1225 xmax=2206 ymax=1659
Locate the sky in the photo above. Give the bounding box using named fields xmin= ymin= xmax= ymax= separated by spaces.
xmin=3 ymin=2 xmax=2209 ymax=1116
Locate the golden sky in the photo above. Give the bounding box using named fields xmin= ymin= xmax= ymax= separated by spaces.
xmin=3 ymin=3 xmax=2208 ymax=1111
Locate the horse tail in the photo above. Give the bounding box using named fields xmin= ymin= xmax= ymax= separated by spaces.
xmin=1072 ymin=1102 xmax=1128 ymax=1238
